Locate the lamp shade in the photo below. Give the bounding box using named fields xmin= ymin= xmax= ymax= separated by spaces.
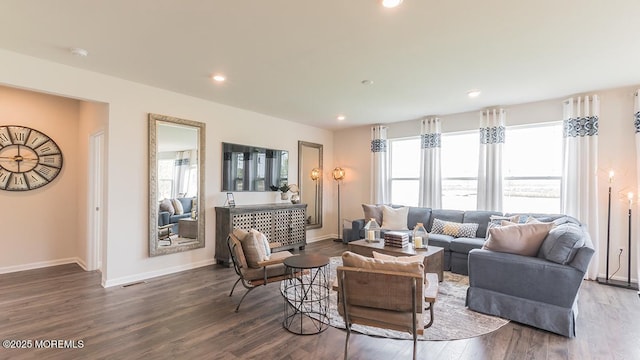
xmin=310 ymin=167 xmax=321 ymax=181
xmin=332 ymin=167 xmax=345 ymax=181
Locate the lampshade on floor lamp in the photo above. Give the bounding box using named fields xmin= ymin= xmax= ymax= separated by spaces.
xmin=333 ymin=167 xmax=345 ymax=241
xmin=310 ymin=168 xmax=320 ymax=225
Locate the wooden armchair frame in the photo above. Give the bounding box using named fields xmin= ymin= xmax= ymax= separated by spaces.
xmin=337 ymin=266 xmax=438 ymax=360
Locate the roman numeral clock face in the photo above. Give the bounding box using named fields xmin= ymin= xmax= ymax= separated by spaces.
xmin=0 ymin=125 xmax=63 ymax=191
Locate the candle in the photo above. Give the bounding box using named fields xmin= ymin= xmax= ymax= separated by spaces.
xmin=628 ymin=192 xmax=633 ymax=208
xmin=415 ymin=236 xmax=423 ymax=248
xmin=609 ymin=170 xmax=614 ymax=184
xmin=367 ymin=230 xmax=375 ymax=241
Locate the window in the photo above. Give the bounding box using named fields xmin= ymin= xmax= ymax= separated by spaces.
xmin=503 ymin=122 xmax=562 ymax=213
xmin=157 ymin=154 xmax=175 ymax=200
xmin=389 ymin=137 xmax=420 ymax=206
xmin=441 ymin=131 xmax=479 ymax=210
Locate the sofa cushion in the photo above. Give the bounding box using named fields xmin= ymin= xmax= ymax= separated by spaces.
xmin=463 ymin=211 xmax=502 ymax=237
xmin=381 ymin=205 xmax=409 ymax=230
xmin=407 ymin=207 xmax=432 ymax=230
xmin=450 ymin=237 xmax=486 ymax=254
xmin=426 ymin=233 xmax=454 ymax=251
xmin=362 ymin=204 xmax=383 ymax=226
xmin=484 ymin=222 xmax=554 ymax=256
xmin=429 ymin=209 xmax=464 ymax=231
xmin=538 ymin=223 xmax=585 ymax=265
xmin=342 ymin=251 xmax=423 ymax=276
xmin=431 ymin=218 xmax=479 ymax=238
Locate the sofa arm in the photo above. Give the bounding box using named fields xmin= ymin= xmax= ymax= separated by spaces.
xmin=158 ymin=211 xmax=170 ymax=226
xmin=468 ymin=249 xmax=586 ymax=308
xmin=349 ymin=219 xmax=366 ymax=241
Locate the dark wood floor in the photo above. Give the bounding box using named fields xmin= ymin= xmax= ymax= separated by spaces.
xmin=1 ymin=240 xmax=639 ymax=360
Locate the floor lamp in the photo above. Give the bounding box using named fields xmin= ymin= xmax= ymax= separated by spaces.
xmin=310 ymin=167 xmax=321 ymax=225
xmin=333 ymin=167 xmax=345 ymax=241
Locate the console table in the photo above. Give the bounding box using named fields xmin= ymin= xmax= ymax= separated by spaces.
xmin=215 ymin=203 xmax=307 ymax=266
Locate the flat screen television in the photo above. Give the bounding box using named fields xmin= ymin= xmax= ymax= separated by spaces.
xmin=222 ymin=142 xmax=288 ymax=192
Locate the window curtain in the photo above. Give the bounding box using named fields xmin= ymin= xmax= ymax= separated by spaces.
xmin=419 ymin=117 xmax=442 ymax=208
xmin=561 ymin=95 xmax=599 ymax=280
xmin=477 ymin=109 xmax=505 ymax=211
xmin=634 ymin=90 xmax=640 ymax=289
xmin=174 ymin=150 xmax=193 ymax=197
xmin=371 ymin=125 xmax=389 ymax=204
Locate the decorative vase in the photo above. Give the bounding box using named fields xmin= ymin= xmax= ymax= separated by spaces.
xmin=290 ymin=193 xmax=300 ymax=204
xmin=280 ymin=192 xmax=289 ymax=200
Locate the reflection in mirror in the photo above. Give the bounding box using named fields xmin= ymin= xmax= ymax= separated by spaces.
xmin=298 ymin=141 xmax=323 ymax=229
xmin=222 ymin=142 xmax=288 ymax=191
xmin=149 ymin=113 xmax=205 ymax=256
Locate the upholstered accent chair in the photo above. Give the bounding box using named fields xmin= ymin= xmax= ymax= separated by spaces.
xmin=336 ymin=251 xmax=438 ymax=360
xmin=227 ymin=230 xmax=294 ymax=312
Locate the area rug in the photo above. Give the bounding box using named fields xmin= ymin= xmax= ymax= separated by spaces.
xmin=328 ymin=257 xmax=509 ymax=341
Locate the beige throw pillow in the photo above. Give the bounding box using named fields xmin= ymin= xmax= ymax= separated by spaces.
xmin=342 ymin=251 xmax=423 ymax=276
xmin=159 ymin=198 xmax=175 ymax=216
xmin=240 ymin=229 xmax=269 ymax=268
xmin=483 ymin=222 xmax=554 ymax=256
xmin=172 ymin=198 xmax=184 ymax=215
xmin=372 ymin=251 xmax=425 ymax=264
xmin=362 ymin=204 xmax=383 ymax=226
xmin=381 ymin=205 xmax=409 ymax=230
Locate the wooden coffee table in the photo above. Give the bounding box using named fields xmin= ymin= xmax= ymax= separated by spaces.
xmin=348 ymin=239 xmax=444 ymax=281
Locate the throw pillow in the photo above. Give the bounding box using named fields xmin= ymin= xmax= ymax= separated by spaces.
xmin=250 ymin=228 xmax=271 ymax=257
xmin=372 ymin=251 xmax=425 ymax=264
xmin=431 ymin=218 xmax=479 ymax=238
xmin=342 ymin=251 xmax=423 ymax=276
xmin=538 ymin=223 xmax=585 ymax=264
xmin=159 ymin=198 xmax=175 ymax=216
xmin=362 ymin=204 xmax=383 ymax=226
xmin=240 ymin=229 xmax=269 ymax=268
xmin=172 ymin=198 xmax=184 ymax=215
xmin=483 ymin=222 xmax=554 ymax=256
xmin=381 ymin=205 xmax=409 ymax=230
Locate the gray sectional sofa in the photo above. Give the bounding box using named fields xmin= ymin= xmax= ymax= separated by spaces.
xmin=346 ymin=205 xmax=595 ymax=337
xmin=345 ymin=207 xmax=502 ymax=274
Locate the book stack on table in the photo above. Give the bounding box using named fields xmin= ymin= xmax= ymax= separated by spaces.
xmin=384 ymin=231 xmax=409 ymax=248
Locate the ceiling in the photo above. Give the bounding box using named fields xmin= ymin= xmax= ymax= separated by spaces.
xmin=1 ymin=1 xmax=640 ymax=130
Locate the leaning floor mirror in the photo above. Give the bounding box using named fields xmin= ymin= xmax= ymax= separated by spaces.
xmin=149 ymin=113 xmax=206 ymax=256
xmin=298 ymin=141 xmax=323 ymax=229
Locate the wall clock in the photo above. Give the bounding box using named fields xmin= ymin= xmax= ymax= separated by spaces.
xmin=0 ymin=125 xmax=63 ymax=191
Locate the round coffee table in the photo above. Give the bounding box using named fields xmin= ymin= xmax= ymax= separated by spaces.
xmin=281 ymin=254 xmax=330 ymax=335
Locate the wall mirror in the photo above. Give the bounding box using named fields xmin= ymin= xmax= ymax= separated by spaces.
xmin=149 ymin=113 xmax=205 ymax=256
xmin=222 ymin=142 xmax=288 ymax=191
xmin=298 ymin=141 xmax=323 ymax=229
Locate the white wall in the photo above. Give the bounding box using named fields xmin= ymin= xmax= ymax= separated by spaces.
xmin=335 ymin=87 xmax=638 ymax=283
xmin=0 ymin=49 xmax=335 ymax=286
xmin=0 ymin=85 xmax=81 ymax=272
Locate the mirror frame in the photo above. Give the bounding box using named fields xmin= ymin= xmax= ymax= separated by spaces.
xmin=149 ymin=113 xmax=206 ymax=256
xmin=298 ymin=141 xmax=323 ymax=229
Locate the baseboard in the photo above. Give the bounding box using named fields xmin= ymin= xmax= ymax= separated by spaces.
xmin=0 ymin=257 xmax=81 ymax=274
xmin=103 ymin=259 xmax=216 ymax=288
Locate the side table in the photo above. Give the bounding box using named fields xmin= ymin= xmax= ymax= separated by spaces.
xmin=281 ymin=254 xmax=330 ymax=335
xmin=178 ymin=218 xmax=198 ymax=239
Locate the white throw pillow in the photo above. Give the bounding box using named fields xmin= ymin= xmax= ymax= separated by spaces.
xmin=172 ymin=198 xmax=184 ymax=215
xmin=381 ymin=205 xmax=409 ymax=230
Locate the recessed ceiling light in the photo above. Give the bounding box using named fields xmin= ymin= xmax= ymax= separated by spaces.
xmin=381 ymin=0 xmax=403 ymax=8
xmin=467 ymin=89 xmax=481 ymax=98
xmin=212 ymin=74 xmax=226 ymax=82
xmin=70 ymin=47 xmax=89 ymax=57
xmin=361 ymin=79 xmax=374 ymax=85
xmin=337 ymin=115 xmax=346 ymax=121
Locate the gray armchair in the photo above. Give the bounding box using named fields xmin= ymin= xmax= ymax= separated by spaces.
xmin=465 ymin=223 xmax=594 ymax=337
